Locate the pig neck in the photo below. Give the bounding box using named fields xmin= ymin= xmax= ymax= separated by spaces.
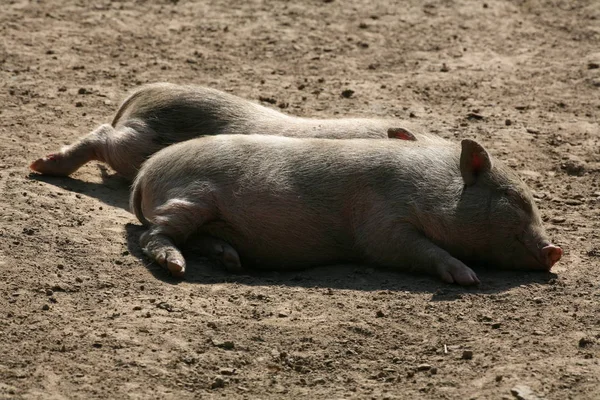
xmin=388 ymin=147 xmax=471 ymax=253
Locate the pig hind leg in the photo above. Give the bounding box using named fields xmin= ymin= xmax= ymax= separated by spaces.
xmin=30 ymin=121 xmax=160 ymax=180
xmin=97 ymin=120 xmax=167 ymax=180
xmin=141 ymin=198 xmax=242 ymax=276
xmin=140 ymin=229 xmax=187 ymax=277
xmin=191 ymin=236 xmax=243 ymax=273
xmin=30 ymin=124 xmax=115 ymax=177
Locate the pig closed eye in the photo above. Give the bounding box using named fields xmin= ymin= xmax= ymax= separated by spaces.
xmin=505 ymin=189 xmax=532 ymax=213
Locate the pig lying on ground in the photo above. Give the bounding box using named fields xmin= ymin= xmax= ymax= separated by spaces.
xmin=30 ymin=82 xmax=432 ymax=180
xmin=131 ymin=134 xmax=563 ymax=285
xmin=29 ymin=83 xmax=429 ymax=273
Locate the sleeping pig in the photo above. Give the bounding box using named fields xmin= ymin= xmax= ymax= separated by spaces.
xmin=29 ymin=82 xmax=430 ymax=180
xmin=130 ymin=134 xmax=563 ymax=285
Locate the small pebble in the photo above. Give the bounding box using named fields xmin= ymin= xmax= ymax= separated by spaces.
xmin=42 ymin=304 xmax=50 ymax=311
xmin=511 ymin=384 xmax=542 ymax=400
xmin=219 ymin=368 xmax=235 ymax=376
xmin=214 ymin=340 xmax=235 ymax=350
xmin=211 ymin=377 xmax=225 ymax=389
xmin=467 ymin=112 xmax=484 ymax=121
xmin=561 ymin=159 xmax=586 ymax=176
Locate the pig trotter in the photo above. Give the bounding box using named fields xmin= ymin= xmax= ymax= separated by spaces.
xmin=140 ymin=230 xmax=186 ymax=277
xmin=194 ymin=236 xmax=243 ymax=273
xmin=435 ymin=257 xmax=480 ymax=286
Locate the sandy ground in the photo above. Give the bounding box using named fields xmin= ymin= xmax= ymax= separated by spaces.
xmin=1 ymin=0 xmax=599 ymax=399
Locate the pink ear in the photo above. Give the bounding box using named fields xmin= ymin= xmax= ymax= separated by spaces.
xmin=460 ymin=139 xmax=492 ymax=185
xmin=387 ymin=128 xmax=417 ymax=141
xmin=471 ymin=152 xmax=483 ymax=172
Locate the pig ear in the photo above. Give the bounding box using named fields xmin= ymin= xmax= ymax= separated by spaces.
xmin=460 ymin=139 xmax=492 ymax=185
xmin=387 ymin=127 xmax=417 ymax=141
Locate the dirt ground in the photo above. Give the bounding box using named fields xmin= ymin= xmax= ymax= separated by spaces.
xmin=1 ymin=0 xmax=599 ymax=399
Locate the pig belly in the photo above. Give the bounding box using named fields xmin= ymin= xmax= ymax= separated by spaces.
xmin=196 ymin=210 xmax=356 ymax=270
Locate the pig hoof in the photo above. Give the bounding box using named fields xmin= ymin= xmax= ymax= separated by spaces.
xmin=155 ymin=250 xmax=186 ymax=277
xmin=30 ymin=155 xmax=59 ymax=174
xmin=221 ymin=246 xmax=243 ymax=273
xmin=437 ymin=259 xmax=480 ymax=286
xmin=205 ymin=241 xmax=243 ymax=273
xmin=167 ymin=258 xmax=186 ymax=277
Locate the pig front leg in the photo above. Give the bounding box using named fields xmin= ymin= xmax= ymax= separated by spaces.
xmin=408 ymin=233 xmax=480 ymax=285
xmin=409 ymin=235 xmax=480 ymax=285
xmin=432 ymin=254 xmax=480 ymax=285
xmin=362 ymin=226 xmax=480 ymax=285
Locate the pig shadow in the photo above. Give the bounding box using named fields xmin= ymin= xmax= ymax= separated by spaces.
xmin=124 ymin=223 xmax=558 ymax=295
xmin=31 ymin=169 xmax=559 ymax=295
xmin=28 ymin=168 xmax=131 ymax=211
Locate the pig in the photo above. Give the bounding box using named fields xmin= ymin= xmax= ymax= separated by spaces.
xmin=30 ymin=82 xmax=431 ymax=180
xmin=130 ymin=134 xmax=563 ymax=285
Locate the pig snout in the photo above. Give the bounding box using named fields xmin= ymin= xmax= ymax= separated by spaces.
xmin=541 ymin=244 xmax=562 ymax=270
xmin=523 ymin=241 xmax=563 ymax=271
xmin=513 ymin=232 xmax=563 ymax=272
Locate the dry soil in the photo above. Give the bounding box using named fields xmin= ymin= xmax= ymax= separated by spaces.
xmin=1 ymin=1 xmax=599 ymax=399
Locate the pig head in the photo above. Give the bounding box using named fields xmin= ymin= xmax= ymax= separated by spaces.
xmin=418 ymin=139 xmax=563 ymax=272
